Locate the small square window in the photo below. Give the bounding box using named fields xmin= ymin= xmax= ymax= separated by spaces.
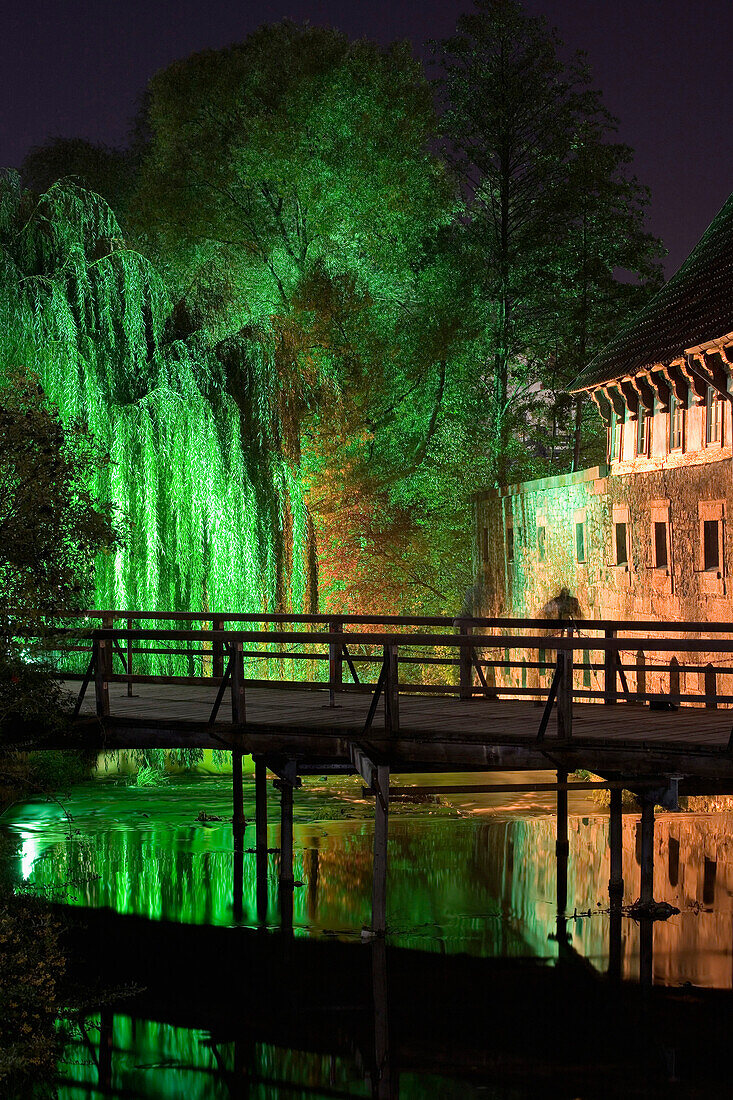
xmin=615 ymin=522 xmax=628 ymax=565
xmin=703 ymin=519 xmax=720 ymax=571
xmin=537 ymin=526 xmax=546 ymax=561
xmin=507 ymin=526 xmax=514 ymax=562
xmin=654 ymin=521 xmax=668 ymax=568
xmin=575 ymin=522 xmax=585 ymax=563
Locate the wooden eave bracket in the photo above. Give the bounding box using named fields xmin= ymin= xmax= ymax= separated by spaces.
xmin=678 ymin=354 xmax=709 ymax=404
xmin=698 ymin=351 xmax=732 ymax=400
xmin=628 ymin=373 xmax=655 ymax=411
xmin=618 ymin=379 xmax=640 ymax=421
xmin=648 ymin=369 xmax=671 ymax=412
xmin=660 ymin=361 xmax=690 ymax=406
xmin=603 ymin=384 xmax=626 ymax=420
xmin=590 ymin=387 xmax=612 ymax=427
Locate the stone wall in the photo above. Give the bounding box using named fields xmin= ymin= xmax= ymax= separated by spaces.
xmin=474 ymin=457 xmax=733 ymax=702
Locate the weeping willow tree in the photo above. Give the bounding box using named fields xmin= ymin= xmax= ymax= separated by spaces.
xmin=0 ymin=172 xmax=313 ymax=669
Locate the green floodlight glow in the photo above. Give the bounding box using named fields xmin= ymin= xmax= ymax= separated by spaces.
xmin=0 ymin=174 xmax=312 ymax=674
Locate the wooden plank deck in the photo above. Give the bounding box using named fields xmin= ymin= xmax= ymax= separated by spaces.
xmin=65 ymin=680 xmax=733 ymax=788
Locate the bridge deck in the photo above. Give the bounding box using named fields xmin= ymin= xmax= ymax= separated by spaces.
xmin=68 ymin=680 xmax=733 ymax=786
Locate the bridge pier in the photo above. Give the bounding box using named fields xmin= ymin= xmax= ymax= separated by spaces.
xmin=232 ymin=749 xmax=245 ymax=838
xmin=255 ymin=757 xmax=268 ymax=923
xmin=608 ymin=786 xmax=624 ymax=906
xmin=274 ymin=758 xmax=298 ymax=887
xmin=372 ymin=764 xmax=390 ymax=936
xmin=639 ymin=796 xmax=656 ymax=907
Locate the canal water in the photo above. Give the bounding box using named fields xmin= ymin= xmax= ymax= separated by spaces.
xmin=5 ymin=773 xmax=733 ymax=1097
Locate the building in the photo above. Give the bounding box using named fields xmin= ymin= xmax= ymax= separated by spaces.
xmin=475 ymin=193 xmax=733 ymax=699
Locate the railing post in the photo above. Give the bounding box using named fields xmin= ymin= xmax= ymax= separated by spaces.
xmin=669 ymin=656 xmax=680 ymax=702
xmin=704 ymin=663 xmax=717 ymax=709
xmin=557 ymin=631 xmax=573 ymax=739
xmin=101 ymin=611 xmax=114 ymax=679
xmin=329 ymin=617 xmax=343 ymax=707
xmin=93 ymin=631 xmax=110 ymax=718
xmin=636 ymin=650 xmax=646 ymax=701
xmin=455 ymin=618 xmax=473 ymax=700
xmin=212 ymin=616 xmax=224 ymax=680
xmin=604 ymin=628 xmax=617 ymax=705
xmin=384 ymin=644 xmax=399 ymax=735
xmin=126 ymin=616 xmax=134 ymax=697
xmin=231 ymin=639 xmax=246 ymax=724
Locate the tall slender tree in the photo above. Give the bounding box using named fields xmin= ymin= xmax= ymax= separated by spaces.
xmin=434 ymin=0 xmax=663 ymax=485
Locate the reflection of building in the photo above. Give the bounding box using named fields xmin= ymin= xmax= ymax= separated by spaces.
xmin=476 ymin=194 xmax=733 ymax=639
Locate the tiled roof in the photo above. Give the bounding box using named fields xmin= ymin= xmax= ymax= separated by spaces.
xmin=571 ymin=192 xmax=733 ymax=392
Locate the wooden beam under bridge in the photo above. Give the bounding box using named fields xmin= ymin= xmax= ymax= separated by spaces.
xmin=383 ymin=779 xmax=671 ymax=797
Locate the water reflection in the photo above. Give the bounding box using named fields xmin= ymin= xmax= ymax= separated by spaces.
xmin=7 ymin=777 xmax=733 ymax=1095
xmin=4 ymin=777 xmax=733 ymax=986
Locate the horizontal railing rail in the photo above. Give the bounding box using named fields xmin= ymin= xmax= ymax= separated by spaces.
xmin=16 ymin=613 xmax=733 ymax=743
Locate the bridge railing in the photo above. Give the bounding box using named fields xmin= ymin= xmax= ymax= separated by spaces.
xmin=21 ymin=612 xmax=733 ymax=737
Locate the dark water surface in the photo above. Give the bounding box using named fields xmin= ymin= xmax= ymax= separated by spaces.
xmin=5 ymin=774 xmax=733 ymax=1097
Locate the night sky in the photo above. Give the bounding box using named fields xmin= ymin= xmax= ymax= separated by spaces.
xmin=3 ymin=0 xmax=732 ymax=275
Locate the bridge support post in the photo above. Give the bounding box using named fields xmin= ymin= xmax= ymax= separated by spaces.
xmin=372 ymin=764 xmax=390 ymax=935
xmin=556 ymin=768 xmax=569 ymax=918
xmin=98 ymin=1007 xmax=113 ymax=1090
xmin=609 ymin=786 xmax=624 ymax=905
xmin=372 ymin=936 xmax=393 ymax=1098
xmin=275 ymin=760 xmax=297 ymax=887
xmin=255 ymin=757 xmax=268 ymax=923
xmin=232 ymin=749 xmax=245 ymax=838
xmin=639 ymin=909 xmax=654 ymax=992
xmin=639 ymin=795 xmax=656 ymax=907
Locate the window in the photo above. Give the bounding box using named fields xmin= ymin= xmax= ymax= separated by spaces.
xmin=669 ymin=390 xmax=685 ymax=451
xmin=703 ymin=519 xmax=720 ymax=571
xmin=482 ymin=527 xmax=489 ymax=562
xmin=615 ymin=522 xmax=628 ymax=565
xmin=706 ymin=386 xmax=722 ymax=445
xmin=537 ymin=526 xmax=546 ymax=561
xmin=611 ymin=409 xmax=624 ymax=460
xmin=507 ymin=526 xmax=514 ymax=562
xmin=575 ymin=522 xmax=585 ymax=563
xmin=654 ymin=521 xmax=668 ymax=568
xmin=636 ymin=405 xmax=651 ymax=455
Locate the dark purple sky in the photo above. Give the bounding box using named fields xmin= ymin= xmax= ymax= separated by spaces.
xmin=3 ymin=0 xmax=732 ymax=275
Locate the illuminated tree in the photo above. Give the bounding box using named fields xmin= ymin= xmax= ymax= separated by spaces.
xmin=134 ymin=22 xmax=462 ymax=612
xmin=0 ymin=172 xmax=312 ymax=636
xmin=434 ymin=0 xmax=663 ymax=485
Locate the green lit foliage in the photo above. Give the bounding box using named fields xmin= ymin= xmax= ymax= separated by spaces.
xmin=133 ymin=22 xmax=465 ymax=614
xmin=434 ymin=0 xmax=664 ymax=485
xmin=0 ymin=172 xmax=313 ymax=652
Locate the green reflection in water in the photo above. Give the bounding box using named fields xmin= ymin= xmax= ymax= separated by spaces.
xmin=57 ymin=1012 xmax=487 ymax=1100
xmin=6 ymin=777 xmax=733 ymax=983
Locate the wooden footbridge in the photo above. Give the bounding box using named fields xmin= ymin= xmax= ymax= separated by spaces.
xmin=27 ymin=610 xmax=733 ymax=932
